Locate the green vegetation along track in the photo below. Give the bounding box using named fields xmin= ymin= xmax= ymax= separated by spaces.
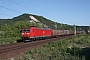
xmin=0 ymin=35 xmax=73 ymax=60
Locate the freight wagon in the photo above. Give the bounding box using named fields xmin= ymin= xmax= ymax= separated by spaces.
xmin=52 ymin=30 xmax=74 ymax=37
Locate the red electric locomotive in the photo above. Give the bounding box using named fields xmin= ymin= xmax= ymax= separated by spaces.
xmin=21 ymin=26 xmax=52 ymax=42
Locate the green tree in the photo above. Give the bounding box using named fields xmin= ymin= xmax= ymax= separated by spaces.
xmin=1 ymin=24 xmax=13 ymax=37
xmin=13 ymin=21 xmax=33 ymax=37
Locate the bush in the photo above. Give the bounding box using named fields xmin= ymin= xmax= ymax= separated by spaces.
xmin=13 ymin=34 xmax=90 ymax=60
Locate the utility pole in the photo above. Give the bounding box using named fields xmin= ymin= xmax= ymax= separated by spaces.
xmin=74 ymin=23 xmax=76 ymax=36
xmin=55 ymin=22 xmax=57 ymax=29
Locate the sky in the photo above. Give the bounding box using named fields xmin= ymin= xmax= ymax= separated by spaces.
xmin=0 ymin=0 xmax=90 ymax=26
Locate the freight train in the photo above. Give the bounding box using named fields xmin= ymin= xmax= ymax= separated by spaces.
xmin=21 ymin=26 xmax=81 ymax=42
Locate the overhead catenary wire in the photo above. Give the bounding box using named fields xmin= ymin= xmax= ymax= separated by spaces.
xmin=0 ymin=0 xmax=22 ymax=18
xmin=0 ymin=0 xmax=41 ymax=20
xmin=7 ymin=0 xmax=39 ymax=15
xmin=0 ymin=0 xmax=13 ymax=18
xmin=0 ymin=13 xmax=12 ymax=17
xmin=0 ymin=6 xmax=22 ymax=14
xmin=0 ymin=5 xmax=22 ymax=18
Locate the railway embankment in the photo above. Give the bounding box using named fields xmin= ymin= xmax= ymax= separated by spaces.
xmin=11 ymin=34 xmax=90 ymax=60
xmin=0 ymin=35 xmax=72 ymax=60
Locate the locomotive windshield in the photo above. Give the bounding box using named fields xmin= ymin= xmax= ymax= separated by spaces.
xmin=22 ymin=29 xmax=30 ymax=32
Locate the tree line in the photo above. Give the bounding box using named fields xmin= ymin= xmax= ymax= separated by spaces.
xmin=0 ymin=21 xmax=33 ymax=37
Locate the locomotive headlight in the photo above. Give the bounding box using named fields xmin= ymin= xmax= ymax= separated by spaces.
xmin=26 ymin=33 xmax=30 ymax=37
xmin=22 ymin=33 xmax=24 ymax=34
xmin=27 ymin=33 xmax=29 ymax=34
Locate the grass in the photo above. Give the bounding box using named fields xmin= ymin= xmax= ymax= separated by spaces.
xmin=10 ymin=34 xmax=90 ymax=60
xmin=0 ymin=37 xmax=20 ymax=45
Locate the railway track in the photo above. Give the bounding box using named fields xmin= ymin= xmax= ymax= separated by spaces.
xmin=0 ymin=35 xmax=73 ymax=60
xmin=0 ymin=42 xmax=24 ymax=49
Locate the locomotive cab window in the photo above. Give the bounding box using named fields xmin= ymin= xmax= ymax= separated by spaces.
xmin=27 ymin=29 xmax=30 ymax=32
xmin=22 ymin=29 xmax=30 ymax=32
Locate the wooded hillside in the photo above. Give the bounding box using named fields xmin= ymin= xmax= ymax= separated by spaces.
xmin=0 ymin=13 xmax=89 ymax=38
